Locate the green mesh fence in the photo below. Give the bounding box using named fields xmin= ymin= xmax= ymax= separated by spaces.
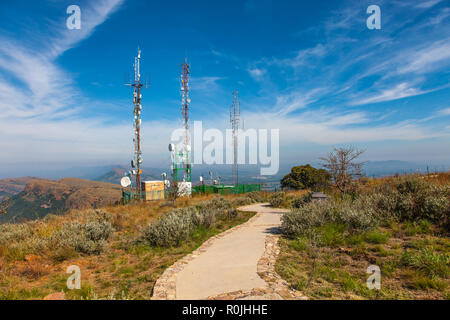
xmin=192 ymin=184 xmax=261 ymax=195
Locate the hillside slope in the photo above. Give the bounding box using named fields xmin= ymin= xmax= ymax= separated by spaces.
xmin=0 ymin=178 xmax=122 ymax=223
xmin=0 ymin=177 xmax=44 ymax=201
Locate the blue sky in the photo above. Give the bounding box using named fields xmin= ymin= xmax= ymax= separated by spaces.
xmin=0 ymin=0 xmax=449 ymax=177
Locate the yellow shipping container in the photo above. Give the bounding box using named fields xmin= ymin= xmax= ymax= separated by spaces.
xmin=142 ymin=181 xmax=165 ymax=201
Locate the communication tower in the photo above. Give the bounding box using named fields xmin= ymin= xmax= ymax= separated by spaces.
xmin=125 ymin=47 xmax=147 ymax=196
xmin=230 ymin=90 xmax=241 ymax=186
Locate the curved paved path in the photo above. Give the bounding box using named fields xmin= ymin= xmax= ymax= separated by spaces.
xmin=175 ymin=203 xmax=287 ymax=300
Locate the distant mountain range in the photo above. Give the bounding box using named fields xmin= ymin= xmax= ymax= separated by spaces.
xmin=93 ymin=166 xmax=164 ymax=184
xmin=0 ymin=160 xmax=448 ymax=223
xmin=362 ymin=161 xmax=449 ymax=177
xmin=0 ymin=178 xmax=122 ymax=224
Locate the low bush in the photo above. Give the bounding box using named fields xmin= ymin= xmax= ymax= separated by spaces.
xmin=371 ymin=177 xmax=449 ymax=229
xmin=52 ymin=215 xmax=114 ymax=255
xmin=281 ymin=201 xmax=333 ymax=238
xmin=0 ymin=224 xmax=32 ymax=244
xmin=246 ymin=191 xmax=267 ymax=203
xmin=291 ymin=192 xmax=312 ymax=209
xmin=269 ymin=192 xmax=287 ymax=208
xmin=231 ymin=196 xmax=255 ymax=207
xmin=282 ymin=198 xmax=379 ymax=239
xmin=0 ymin=209 xmax=115 ymax=259
xmin=337 ymin=204 xmax=377 ymax=232
xmin=142 ymin=207 xmax=197 ymax=247
xmin=141 ymin=196 xmax=244 ymax=247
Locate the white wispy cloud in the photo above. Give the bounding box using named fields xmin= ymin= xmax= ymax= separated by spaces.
xmin=273 ymin=44 xmax=327 ymax=69
xmin=415 ymin=0 xmax=443 ymax=9
xmin=396 ymin=40 xmax=450 ymax=74
xmin=439 ymin=107 xmax=450 ymax=115
xmin=350 ymin=83 xmax=429 ymax=106
xmin=274 ymin=88 xmax=325 ymax=116
xmin=0 ymin=0 xmax=127 ymax=167
xmin=190 ymin=76 xmax=225 ymax=93
xmin=248 ymin=67 xmax=267 ymax=81
xmin=240 ymin=110 xmax=445 ymax=146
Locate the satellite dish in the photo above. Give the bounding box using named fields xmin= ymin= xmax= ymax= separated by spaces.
xmin=200 ymin=176 xmax=203 ymax=182
xmin=120 ymin=176 xmax=131 ymax=188
xmin=169 ymin=143 xmax=175 ymax=152
xmin=186 ymin=145 xmax=191 ymax=152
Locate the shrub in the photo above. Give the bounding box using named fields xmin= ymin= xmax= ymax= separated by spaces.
xmin=51 ymin=212 xmax=114 ymax=255
xmin=269 ymin=192 xmax=287 ymax=208
xmin=337 ymin=203 xmax=378 ymax=233
xmin=246 ymin=191 xmax=267 ymax=203
xmin=281 ymin=198 xmax=379 ymax=238
xmin=231 ymin=196 xmax=255 ymax=207
xmin=142 ymin=198 xmax=242 ymax=247
xmin=142 ymin=207 xmax=196 ymax=247
xmin=281 ymin=202 xmax=333 ymax=238
xmin=291 ymin=192 xmax=312 ymax=209
xmin=206 ymin=196 xmax=232 ymax=211
xmin=395 ymin=177 xmax=427 ymax=195
xmin=354 ymin=192 xmax=399 ymax=222
xmin=356 ymin=177 xmax=449 ymax=230
xmin=0 ymin=224 xmax=32 ymax=244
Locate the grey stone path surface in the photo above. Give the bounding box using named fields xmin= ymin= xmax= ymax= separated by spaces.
xmin=175 ymin=203 xmax=288 ymax=300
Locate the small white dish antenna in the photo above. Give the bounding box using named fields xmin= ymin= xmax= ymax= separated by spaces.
xmin=120 ymin=176 xmax=132 ymax=188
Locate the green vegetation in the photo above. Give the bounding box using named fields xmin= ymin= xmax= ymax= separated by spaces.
xmin=269 ymin=191 xmax=311 ymax=209
xmin=276 ymin=173 xmax=450 ymax=300
xmin=141 ymin=196 xmax=248 ymax=247
xmin=281 ymin=164 xmax=331 ymax=191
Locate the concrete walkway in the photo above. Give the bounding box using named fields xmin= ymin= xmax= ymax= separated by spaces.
xmin=175 ymin=203 xmax=287 ymax=300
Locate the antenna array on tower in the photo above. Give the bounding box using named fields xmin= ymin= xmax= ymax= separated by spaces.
xmin=125 ymin=47 xmax=147 ymax=197
xmin=230 ymin=90 xmax=241 ymax=186
xmin=172 ymin=59 xmax=192 ymax=184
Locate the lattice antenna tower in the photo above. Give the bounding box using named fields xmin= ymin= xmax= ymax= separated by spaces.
xmin=125 ymin=47 xmax=147 ymax=196
xmin=230 ymin=89 xmax=241 ymax=186
xmin=180 ymin=58 xmax=192 ymax=183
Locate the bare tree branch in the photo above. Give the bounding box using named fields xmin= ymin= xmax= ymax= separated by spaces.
xmin=320 ymin=146 xmax=366 ymax=193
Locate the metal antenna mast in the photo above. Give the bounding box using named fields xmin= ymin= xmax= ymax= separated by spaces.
xmin=230 ymin=90 xmax=240 ymax=186
xmin=125 ymin=47 xmax=146 ymax=197
xmin=180 ymin=58 xmax=192 ymax=183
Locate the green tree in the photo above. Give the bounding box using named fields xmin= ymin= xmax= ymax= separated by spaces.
xmin=281 ymin=164 xmax=331 ymax=191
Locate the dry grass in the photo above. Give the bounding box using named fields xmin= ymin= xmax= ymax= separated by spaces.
xmin=0 ymin=193 xmax=257 ymax=300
